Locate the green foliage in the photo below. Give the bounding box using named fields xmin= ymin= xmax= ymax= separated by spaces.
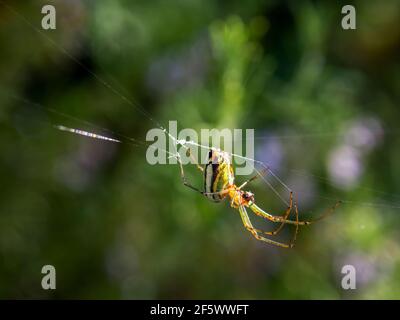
xmin=0 ymin=0 xmax=399 ymax=299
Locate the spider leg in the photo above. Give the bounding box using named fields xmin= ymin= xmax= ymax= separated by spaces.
xmin=234 ymin=191 xmax=293 ymax=237
xmin=237 ymin=168 xmax=297 ymax=236
xmin=292 ymin=200 xmax=299 ymax=244
xmin=202 ymin=189 xmax=230 ymax=203
xmin=238 ymin=167 xmax=268 ymax=190
xmin=249 ymin=193 xmax=342 ymax=226
xmin=238 ymin=204 xmax=294 ymax=248
xmin=256 ymin=191 xmax=294 ymax=236
xmin=185 ymin=147 xmax=204 ymax=172
xmin=177 ymin=154 xmax=204 ymax=195
xmin=236 ymin=190 xmax=298 ymax=246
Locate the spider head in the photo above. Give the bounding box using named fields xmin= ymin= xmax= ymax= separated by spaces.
xmin=242 ymin=191 xmax=255 ymax=204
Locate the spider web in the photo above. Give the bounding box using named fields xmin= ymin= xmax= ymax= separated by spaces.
xmin=3 ymin=1 xmax=400 ymax=212
xmin=8 ymin=89 xmax=400 ymax=212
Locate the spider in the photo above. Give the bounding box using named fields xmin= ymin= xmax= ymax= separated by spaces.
xmin=178 ymin=148 xmax=341 ymax=248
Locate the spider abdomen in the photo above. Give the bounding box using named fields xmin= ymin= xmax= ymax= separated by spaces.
xmin=203 ymin=149 xmax=235 ymax=202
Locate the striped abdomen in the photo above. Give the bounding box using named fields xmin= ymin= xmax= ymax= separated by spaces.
xmin=204 ymin=150 xmax=235 ymax=202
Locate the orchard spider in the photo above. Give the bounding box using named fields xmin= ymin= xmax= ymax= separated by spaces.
xmin=178 ymin=148 xmax=341 ymax=248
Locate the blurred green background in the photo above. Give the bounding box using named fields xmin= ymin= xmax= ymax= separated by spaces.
xmin=0 ymin=0 xmax=399 ymax=299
